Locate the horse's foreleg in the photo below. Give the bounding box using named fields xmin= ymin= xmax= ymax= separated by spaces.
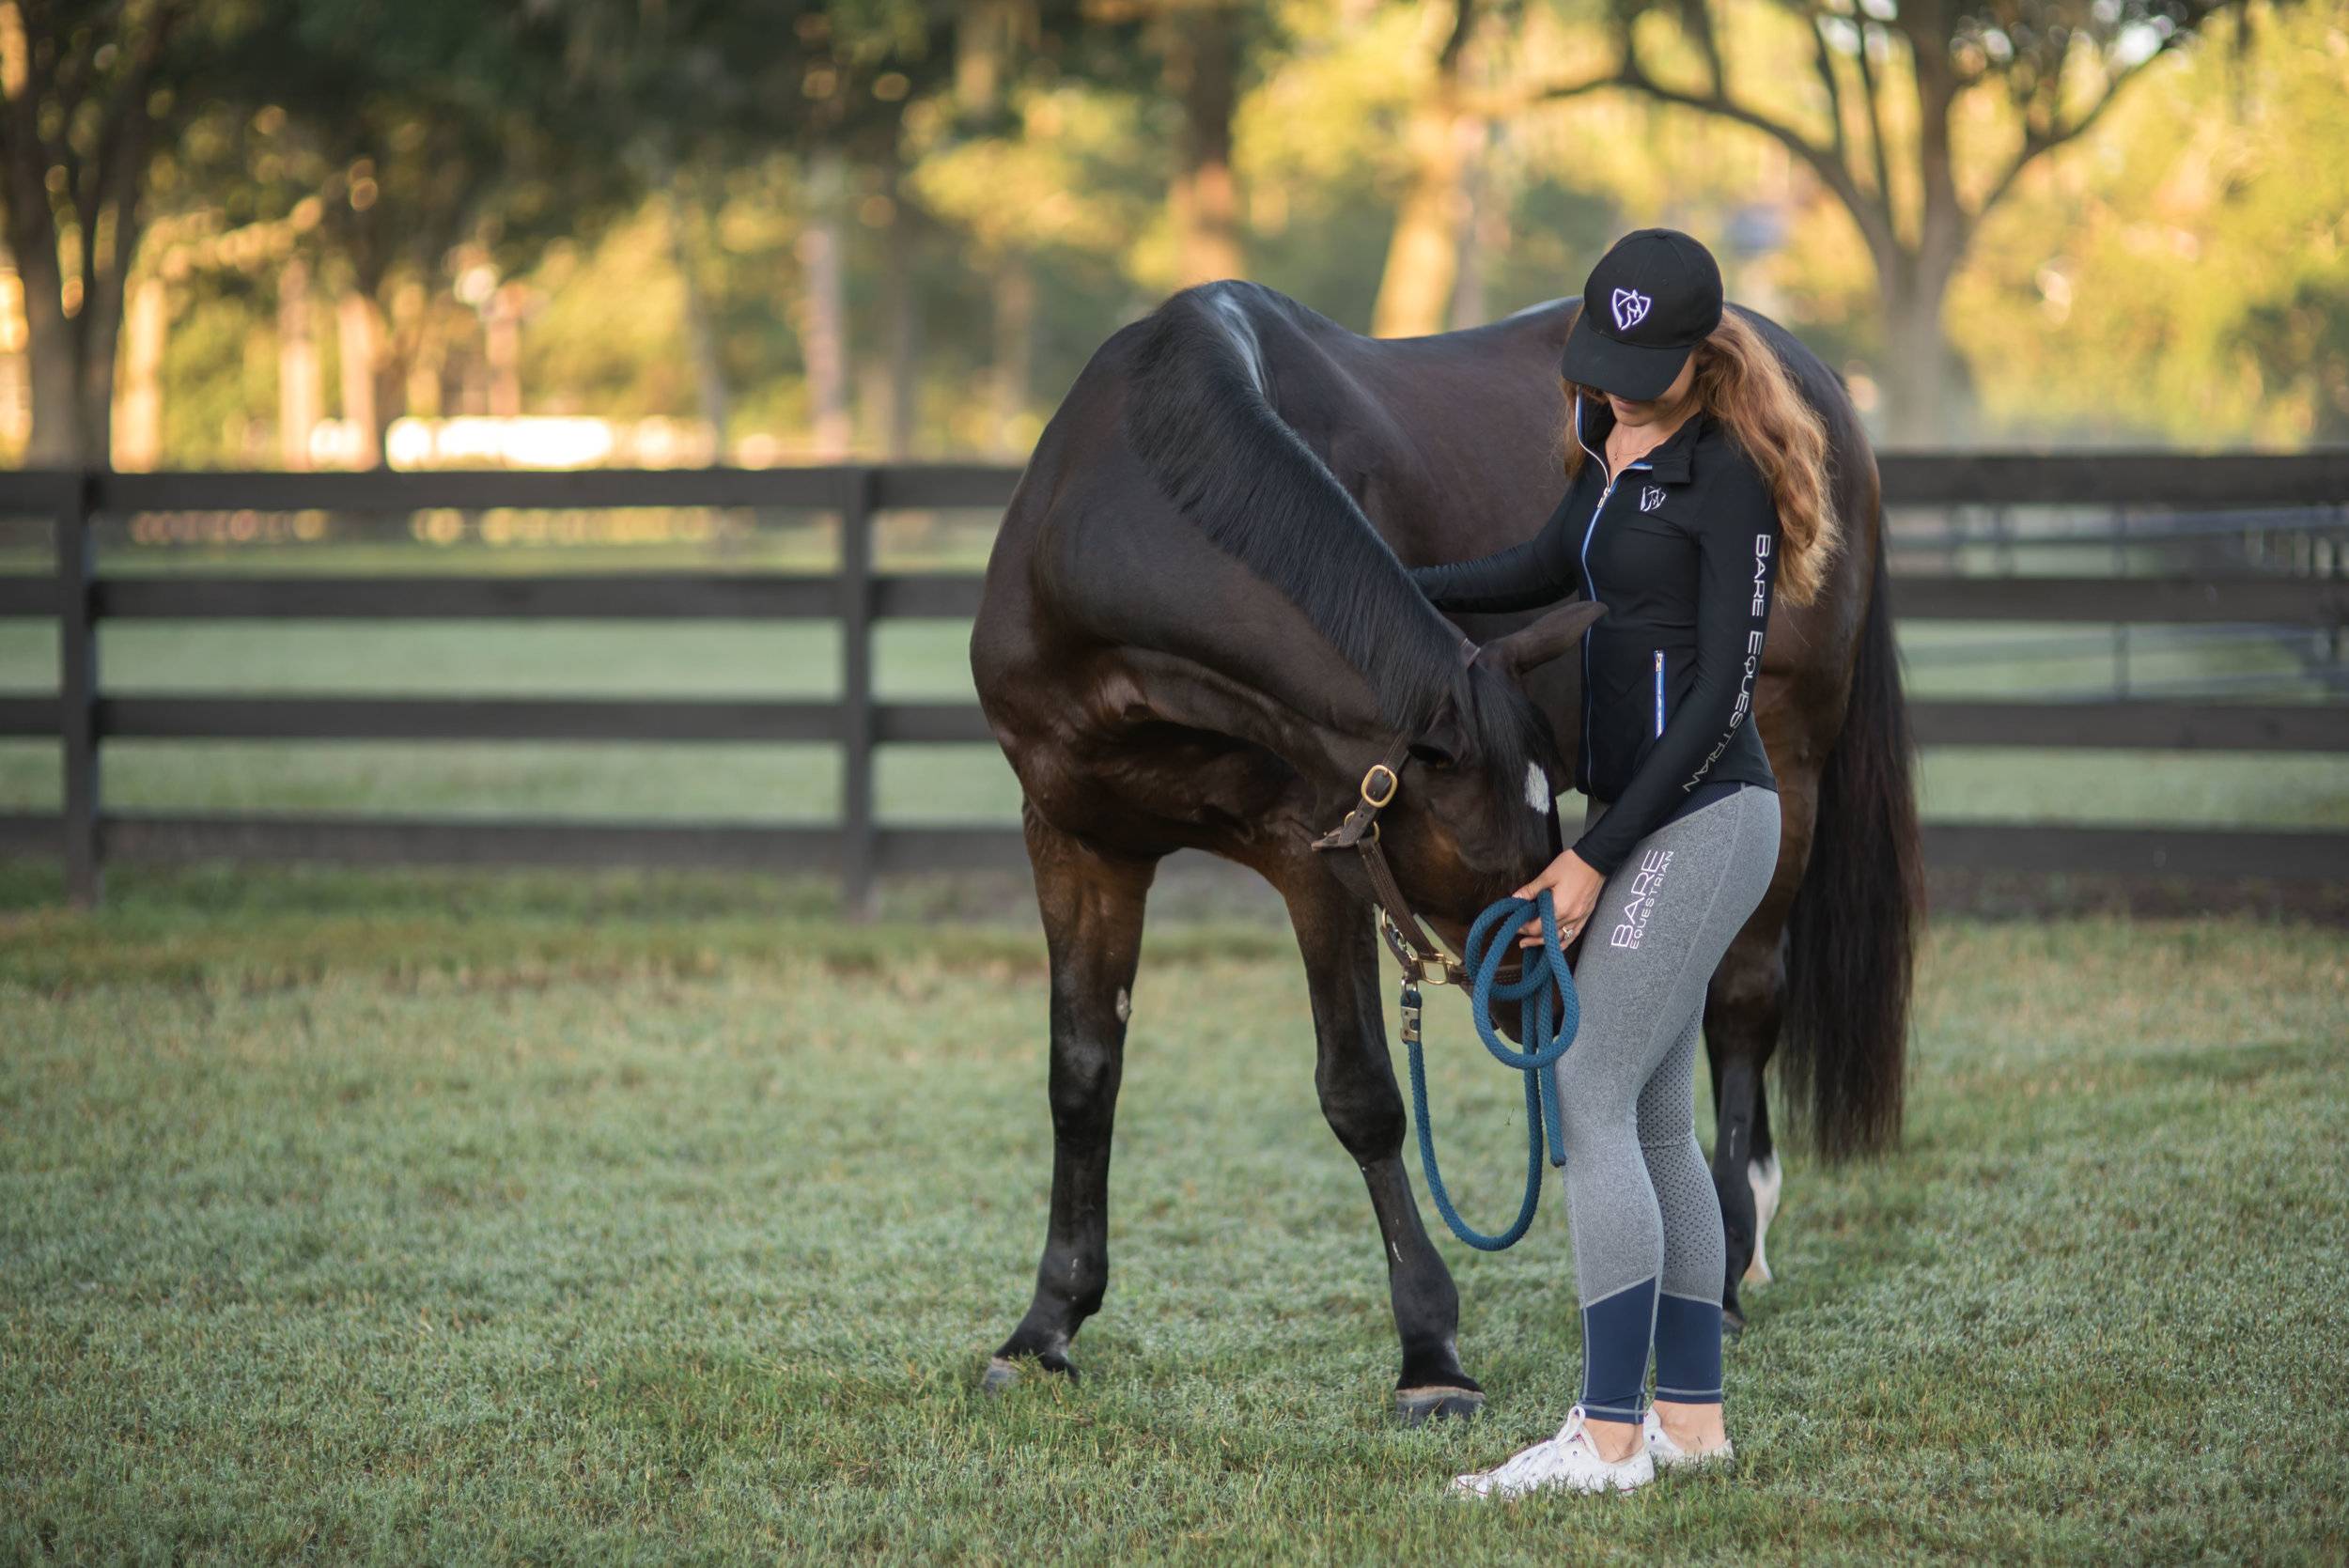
xmin=986 ymin=814 xmax=1156 ymax=1390
xmin=1281 ymin=868 xmax=1483 ymax=1425
xmin=1703 ymin=939 xmax=1788 ymax=1333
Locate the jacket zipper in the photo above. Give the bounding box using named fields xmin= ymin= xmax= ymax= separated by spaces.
xmin=1572 ymin=395 xmax=1653 ymax=792
xmin=1653 ymin=649 xmax=1666 ymax=737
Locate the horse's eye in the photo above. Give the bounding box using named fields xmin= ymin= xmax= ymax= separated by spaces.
xmin=1407 ymin=741 xmax=1457 ymax=769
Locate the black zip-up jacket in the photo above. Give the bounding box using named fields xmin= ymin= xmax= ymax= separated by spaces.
xmin=1409 ymin=395 xmax=1781 ymax=877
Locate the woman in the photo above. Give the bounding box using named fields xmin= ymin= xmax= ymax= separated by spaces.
xmin=1414 ymin=228 xmax=1839 ymax=1498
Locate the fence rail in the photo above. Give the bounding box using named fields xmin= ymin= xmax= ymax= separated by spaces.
xmin=5 ymin=571 xmax=2338 ymax=626
xmin=2 ymin=453 xmax=2345 ymax=908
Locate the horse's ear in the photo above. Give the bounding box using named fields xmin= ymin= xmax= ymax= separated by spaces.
xmin=1474 ymin=599 xmax=1608 ymax=681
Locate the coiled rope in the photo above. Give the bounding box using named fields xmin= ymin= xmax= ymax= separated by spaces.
xmin=1398 ymin=889 xmax=1580 ymax=1251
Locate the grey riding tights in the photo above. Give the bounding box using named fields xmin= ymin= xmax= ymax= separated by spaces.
xmin=1550 ymin=782 xmax=1781 ymax=1423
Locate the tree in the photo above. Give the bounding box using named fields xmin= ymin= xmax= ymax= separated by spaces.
xmin=0 ymin=0 xmax=604 ymax=466
xmin=1371 ymin=0 xmax=1486 ymax=336
xmin=1515 ymin=0 xmax=2267 ymax=439
xmin=1156 ymin=0 xmax=1249 ymax=286
xmin=264 ymin=3 xmax=612 ymax=463
xmin=543 ymin=0 xmax=986 ymax=454
xmin=0 ymin=0 xmax=206 ymax=465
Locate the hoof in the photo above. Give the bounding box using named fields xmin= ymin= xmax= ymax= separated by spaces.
xmin=1722 ymin=1307 xmax=1747 ymax=1341
xmin=1396 ymin=1386 xmax=1486 ymax=1426
xmin=982 ymin=1353 xmax=1074 ymax=1393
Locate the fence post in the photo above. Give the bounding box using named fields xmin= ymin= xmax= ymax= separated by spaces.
xmin=838 ymin=465 xmax=879 ymax=920
xmin=57 ymin=471 xmax=101 ymax=908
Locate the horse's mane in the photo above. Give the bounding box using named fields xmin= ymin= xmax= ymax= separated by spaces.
xmin=1119 ymin=280 xmax=1540 ymax=783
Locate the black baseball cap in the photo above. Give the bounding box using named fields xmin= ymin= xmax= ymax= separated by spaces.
xmin=1560 ymin=228 xmax=1724 ymax=401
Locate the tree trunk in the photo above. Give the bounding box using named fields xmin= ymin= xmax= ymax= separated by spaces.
xmin=13 ymin=217 xmax=91 ymax=465
xmin=799 ymin=150 xmax=852 ymax=458
xmin=955 ymin=0 xmax=1019 ymax=112
xmin=1877 ymin=260 xmax=1952 ymax=445
xmin=277 ymin=258 xmax=320 ymax=470
xmin=0 ymin=339 xmax=28 ymax=453
xmin=21 ymin=303 xmax=86 ymax=466
xmin=484 ymin=287 xmax=522 ymax=420
xmin=336 ymin=292 xmax=382 ymax=468
xmin=990 ymin=255 xmax=1034 ymax=458
xmin=1447 ymin=126 xmax=1501 ymax=329
xmin=881 ymin=167 xmax=921 ymax=459
xmin=113 ymin=274 xmax=166 ymax=470
xmin=79 ymin=290 xmax=124 ymax=472
xmin=0 ymin=3 xmax=159 ymax=469
xmin=394 ymin=277 xmax=443 ymax=426
xmin=1891 ymin=41 xmax=1970 ymax=444
xmin=79 ymin=258 xmax=131 ymax=471
xmin=1164 ymin=5 xmax=1243 ymax=287
xmin=1371 ymin=8 xmax=1482 ymax=337
xmin=663 ymin=179 xmax=731 ymax=454
xmin=1873 ymin=219 xmax=1969 ymax=445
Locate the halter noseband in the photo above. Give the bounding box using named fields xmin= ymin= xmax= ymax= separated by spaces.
xmin=1309 ymin=635 xmax=1555 ymax=987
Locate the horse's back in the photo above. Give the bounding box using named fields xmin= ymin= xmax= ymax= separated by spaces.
xmin=975 ymin=281 xmax=1877 ymax=733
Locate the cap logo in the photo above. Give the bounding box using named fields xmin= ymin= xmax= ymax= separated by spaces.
xmin=1610 ymin=287 xmax=1651 ymax=334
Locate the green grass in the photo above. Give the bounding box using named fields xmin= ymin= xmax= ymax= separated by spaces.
xmin=0 ymin=518 xmax=1007 ymax=578
xmin=0 ymin=617 xmax=985 ymax=696
xmin=1895 ymin=620 xmax=2333 ymax=700
xmin=2 ymin=868 xmax=2344 ymax=1562
xmin=0 ymin=738 xmax=1028 ymax=823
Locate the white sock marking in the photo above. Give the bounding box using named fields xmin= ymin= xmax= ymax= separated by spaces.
xmin=1745 ymin=1152 xmax=1781 ymax=1285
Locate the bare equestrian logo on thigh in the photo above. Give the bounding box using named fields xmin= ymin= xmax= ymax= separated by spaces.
xmin=1610 ymin=848 xmax=1672 ymax=949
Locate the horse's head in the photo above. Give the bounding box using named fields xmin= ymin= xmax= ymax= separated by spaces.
xmin=1311 ymin=599 xmax=1604 ymax=947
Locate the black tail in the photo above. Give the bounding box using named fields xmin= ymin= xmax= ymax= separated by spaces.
xmin=1780 ymin=528 xmax=1921 ymax=1160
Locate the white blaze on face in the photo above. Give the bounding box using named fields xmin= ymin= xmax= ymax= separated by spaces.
xmin=1524 ymin=762 xmax=1550 ymax=816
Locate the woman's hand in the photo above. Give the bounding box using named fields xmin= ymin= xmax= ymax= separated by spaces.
xmin=1513 ymin=848 xmax=1605 ymax=949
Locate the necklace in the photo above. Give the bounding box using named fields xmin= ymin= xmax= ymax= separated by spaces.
xmin=1603 ymin=398 xmax=1697 ymax=479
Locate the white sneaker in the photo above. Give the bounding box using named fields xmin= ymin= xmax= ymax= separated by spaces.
xmin=1642 ymin=1407 xmax=1735 ymax=1469
xmin=1448 ymin=1405 xmax=1655 ymax=1498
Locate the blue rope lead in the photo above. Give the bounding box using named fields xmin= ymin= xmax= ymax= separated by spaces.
xmin=1399 ymin=889 xmax=1581 ymax=1252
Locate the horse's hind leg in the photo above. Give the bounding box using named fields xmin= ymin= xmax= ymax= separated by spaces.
xmin=986 ymin=812 xmax=1157 ymax=1390
xmin=1703 ymin=933 xmax=1788 ymax=1333
xmin=1280 ymin=867 xmax=1483 ymax=1425
xmin=1745 ymin=1071 xmax=1781 ymax=1287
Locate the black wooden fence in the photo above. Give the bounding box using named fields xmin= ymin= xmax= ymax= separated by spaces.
xmin=2 ymin=453 xmax=2346 ymax=910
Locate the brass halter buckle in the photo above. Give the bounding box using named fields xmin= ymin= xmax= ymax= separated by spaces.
xmin=1360 ymin=763 xmax=1399 ymax=809
xmin=1379 ymin=908 xmax=1460 ymax=987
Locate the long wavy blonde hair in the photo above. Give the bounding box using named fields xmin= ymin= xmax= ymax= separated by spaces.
xmin=1563 ymin=311 xmax=1840 ymax=608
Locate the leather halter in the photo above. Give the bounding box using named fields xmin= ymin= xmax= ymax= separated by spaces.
xmin=1309 ymin=635 xmax=1530 ymax=988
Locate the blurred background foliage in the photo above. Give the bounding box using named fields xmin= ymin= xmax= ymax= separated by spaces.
xmin=0 ymin=0 xmax=2341 ymax=471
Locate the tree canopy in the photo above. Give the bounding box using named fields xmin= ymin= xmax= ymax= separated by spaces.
xmin=1 ymin=0 xmax=2340 ymax=465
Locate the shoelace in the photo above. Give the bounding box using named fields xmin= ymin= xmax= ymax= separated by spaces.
xmin=1484 ymin=1405 xmax=1595 ymax=1487
xmin=1487 ymin=1437 xmax=1563 ymax=1485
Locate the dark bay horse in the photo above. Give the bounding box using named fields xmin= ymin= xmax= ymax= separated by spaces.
xmin=969 ymin=278 xmax=1921 ymax=1421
